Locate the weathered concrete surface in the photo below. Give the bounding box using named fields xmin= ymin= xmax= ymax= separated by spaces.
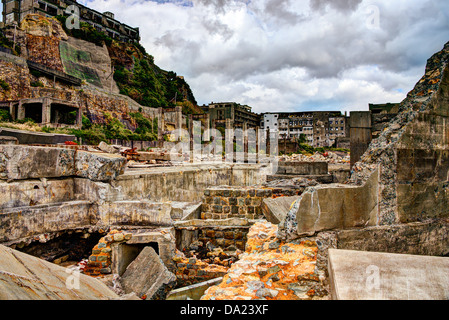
xmin=0 ymin=201 xmax=94 ymax=243
xmin=0 ymin=145 xmax=126 ymax=181
xmin=261 ymin=196 xmax=301 ymax=224
xmin=328 ymin=249 xmax=449 ymax=300
xmin=336 ymin=219 xmax=449 ymax=257
xmin=120 ymin=246 xmax=177 ymax=300
xmin=114 ymin=164 xmax=268 ymax=203
xmin=0 ymin=127 xmax=76 ymax=144
xmin=278 ymin=169 xmax=379 ymax=239
xmin=0 ymin=244 xmax=119 ymax=300
xmin=276 ymin=161 xmax=328 ymax=175
xmin=118 ymin=227 xmax=177 ymax=273
xmin=0 ymin=178 xmax=76 ymax=210
xmin=97 ymin=201 xmax=173 ymax=227
xmin=278 ymin=42 xmax=449 ymax=240
xmin=167 ymin=277 xmax=223 ymax=300
xmin=0 ymin=136 xmax=18 ymax=145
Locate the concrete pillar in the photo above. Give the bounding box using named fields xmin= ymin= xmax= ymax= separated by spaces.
xmin=189 ymin=114 xmax=194 ymax=163
xmin=42 ymin=98 xmax=51 ymax=124
xmin=203 ymin=113 xmax=210 ymax=142
xmin=175 ymin=106 xmax=182 ymax=142
xmin=17 ymin=101 xmax=25 ymax=120
xmin=255 ymin=126 xmax=260 ymax=164
xmin=157 ymin=107 xmax=165 ymax=148
xmin=349 ymin=111 xmax=372 ymax=168
xmin=76 ymin=106 xmax=82 ymax=128
xmin=266 ymin=128 xmax=271 ymax=157
xmin=243 ymin=122 xmax=248 ymax=163
xmin=225 ymin=119 xmax=234 ymax=163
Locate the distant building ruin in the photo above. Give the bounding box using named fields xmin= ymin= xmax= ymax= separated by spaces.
xmin=1 ymin=0 xmax=140 ymax=42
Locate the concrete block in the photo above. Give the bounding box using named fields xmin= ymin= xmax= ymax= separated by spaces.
xmin=0 ymin=145 xmax=126 ymax=181
xmin=328 ymin=249 xmax=449 ymax=300
xmin=121 ymin=246 xmax=177 ymax=300
xmin=261 ymin=196 xmax=301 ymax=224
xmin=0 ymin=244 xmax=118 ymax=300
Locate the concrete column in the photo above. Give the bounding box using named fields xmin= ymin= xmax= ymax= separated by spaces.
xmin=225 ymin=119 xmax=234 ymax=163
xmin=76 ymin=106 xmax=82 ymax=128
xmin=175 ymin=106 xmax=182 ymax=142
xmin=349 ymin=111 xmax=372 ymax=168
xmin=17 ymin=101 xmax=25 ymax=120
xmin=243 ymin=122 xmax=248 ymax=163
xmin=42 ymin=98 xmax=51 ymax=125
xmin=189 ymin=114 xmax=194 ymax=163
xmin=255 ymin=126 xmax=260 ymax=164
xmin=266 ymin=128 xmax=271 ymax=157
xmin=203 ymin=114 xmax=210 ymax=142
xmin=157 ymin=107 xmax=165 ymax=148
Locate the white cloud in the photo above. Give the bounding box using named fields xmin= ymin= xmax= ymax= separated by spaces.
xmin=80 ymin=0 xmax=449 ymax=113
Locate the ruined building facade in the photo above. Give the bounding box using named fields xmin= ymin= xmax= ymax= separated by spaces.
xmin=261 ymin=111 xmax=349 ymax=148
xmin=1 ymin=0 xmax=140 ymax=42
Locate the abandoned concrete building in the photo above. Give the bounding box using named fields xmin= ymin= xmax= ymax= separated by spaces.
xmin=0 ymin=9 xmax=449 ymax=302
xmin=261 ymin=111 xmax=349 ymax=148
xmin=1 ymin=0 xmax=140 ymax=42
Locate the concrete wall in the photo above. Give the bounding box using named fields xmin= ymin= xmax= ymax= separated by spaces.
xmin=276 ymin=161 xmax=328 ymax=175
xmin=113 ymin=164 xmax=269 ymax=203
xmin=0 ymin=145 xmax=126 ymax=182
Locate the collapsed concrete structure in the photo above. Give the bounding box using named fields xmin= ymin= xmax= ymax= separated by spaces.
xmin=0 ymin=18 xmax=448 ymax=300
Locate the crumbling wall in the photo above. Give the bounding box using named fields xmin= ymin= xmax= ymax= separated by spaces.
xmin=0 ymin=55 xmax=31 ymax=101
xmin=276 ymin=42 xmax=449 ymax=260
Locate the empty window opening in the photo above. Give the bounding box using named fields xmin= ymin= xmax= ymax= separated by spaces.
xmin=50 ymin=104 xmax=78 ymax=125
xmin=24 ymin=103 xmax=43 ymax=123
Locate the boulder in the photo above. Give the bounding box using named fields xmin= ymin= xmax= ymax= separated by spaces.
xmin=120 ymin=247 xmax=177 ymax=300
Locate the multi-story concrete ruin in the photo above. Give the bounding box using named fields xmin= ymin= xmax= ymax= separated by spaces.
xmin=261 ymin=111 xmax=349 ymax=148
xmin=1 ymin=0 xmax=140 ymax=42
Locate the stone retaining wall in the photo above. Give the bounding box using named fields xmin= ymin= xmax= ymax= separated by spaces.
xmin=201 ymin=186 xmax=304 ymax=220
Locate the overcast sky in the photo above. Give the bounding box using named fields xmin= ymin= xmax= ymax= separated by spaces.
xmin=77 ymin=1 xmax=448 ymax=112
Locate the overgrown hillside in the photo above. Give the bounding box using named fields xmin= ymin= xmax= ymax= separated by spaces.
xmin=55 ymin=15 xmax=200 ymax=112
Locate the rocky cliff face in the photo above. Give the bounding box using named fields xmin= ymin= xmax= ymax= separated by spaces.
xmin=0 ymin=14 xmax=199 ymax=125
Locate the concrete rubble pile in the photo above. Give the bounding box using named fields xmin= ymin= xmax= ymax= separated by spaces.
xmin=279 ymin=151 xmax=350 ymax=164
xmin=201 ymin=221 xmax=327 ymax=300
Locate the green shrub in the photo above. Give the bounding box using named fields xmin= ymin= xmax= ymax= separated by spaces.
xmin=0 ymin=78 xmax=10 ymax=91
xmin=0 ymin=109 xmax=11 ymax=121
xmin=30 ymin=81 xmax=44 ymax=87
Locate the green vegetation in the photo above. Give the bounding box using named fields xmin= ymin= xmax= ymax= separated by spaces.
xmin=0 ymin=109 xmax=12 ymax=121
xmin=0 ymin=78 xmax=10 ymax=91
xmin=0 ymin=29 xmax=21 ymax=56
xmin=54 ymin=14 xmax=200 ymax=113
xmin=30 ymin=80 xmax=44 ymax=87
xmin=69 ymin=112 xmax=158 ymax=145
xmin=55 ymin=15 xmax=113 ymax=47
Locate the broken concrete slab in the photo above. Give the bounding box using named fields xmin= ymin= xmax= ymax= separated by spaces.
xmin=0 ymin=244 xmax=119 ymax=300
xmin=0 ymin=127 xmax=76 ymax=144
xmin=167 ymin=277 xmax=223 ymax=300
xmin=328 ymin=249 xmax=449 ymax=300
xmin=0 ymin=136 xmax=18 ymax=145
xmin=120 ymin=246 xmax=177 ymax=300
xmin=261 ymin=196 xmax=301 ymax=224
xmin=0 ymin=145 xmax=126 ymax=181
xmin=98 ymin=141 xmax=120 ymax=154
xmin=97 ymin=201 xmax=174 ymax=227
xmin=278 ymin=169 xmax=379 ymax=240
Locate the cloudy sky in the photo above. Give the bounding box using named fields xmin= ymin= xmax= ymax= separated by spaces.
xmin=80 ymin=0 xmax=448 ymax=113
